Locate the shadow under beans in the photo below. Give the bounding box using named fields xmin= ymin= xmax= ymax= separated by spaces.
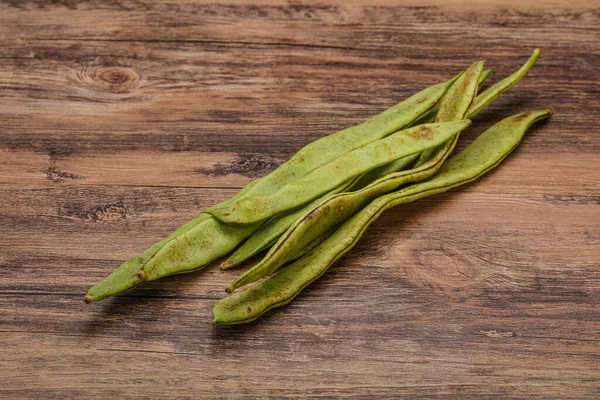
xmin=80 ymin=262 xmax=221 ymax=336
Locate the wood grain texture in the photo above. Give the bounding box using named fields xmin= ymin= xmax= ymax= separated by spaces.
xmin=1 ymin=0 xmax=598 ymax=398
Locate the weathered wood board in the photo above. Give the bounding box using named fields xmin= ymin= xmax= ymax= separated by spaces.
xmin=1 ymin=1 xmax=598 ymax=398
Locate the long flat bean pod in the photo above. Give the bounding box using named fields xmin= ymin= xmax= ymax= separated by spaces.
xmin=211 ymin=109 xmax=552 ymax=324
xmin=236 ymin=76 xmax=461 ymax=199
xmin=84 ymin=178 xmax=261 ymax=302
xmin=349 ymin=69 xmax=494 ymax=193
xmin=221 ymin=176 xmax=362 ymax=270
xmin=224 ymin=62 xmax=483 ymax=292
xmin=208 ymin=120 xmax=472 ymax=225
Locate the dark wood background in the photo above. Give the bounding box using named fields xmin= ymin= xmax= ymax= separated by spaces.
xmin=1 ymin=0 xmax=598 ymax=398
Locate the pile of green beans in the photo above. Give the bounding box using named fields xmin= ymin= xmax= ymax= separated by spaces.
xmin=211 ymin=108 xmax=552 ymax=324
xmin=85 ymin=49 xmax=551 ymax=326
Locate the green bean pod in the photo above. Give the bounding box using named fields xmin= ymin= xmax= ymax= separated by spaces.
xmin=221 ymin=175 xmax=362 ymax=270
xmin=469 ymin=49 xmax=540 ymax=117
xmin=84 ymin=179 xmax=261 ymax=302
xmin=224 ymin=62 xmax=483 ymax=292
xmin=208 ymin=120 xmax=472 ymax=225
xmin=237 ymin=76 xmax=461 ymax=200
xmin=211 ymin=108 xmax=552 ymax=324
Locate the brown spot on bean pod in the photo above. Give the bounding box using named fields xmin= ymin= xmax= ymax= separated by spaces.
xmin=409 ymin=126 xmax=434 ymax=140
xmin=512 ymin=112 xmax=531 ymax=123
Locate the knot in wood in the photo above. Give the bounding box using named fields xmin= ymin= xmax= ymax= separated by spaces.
xmin=230 ymin=155 xmax=274 ymax=177
xmin=79 ymin=66 xmax=139 ymax=93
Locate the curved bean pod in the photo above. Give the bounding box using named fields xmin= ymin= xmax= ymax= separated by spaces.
xmin=224 ymin=62 xmax=483 ymax=292
xmin=350 ymin=67 xmax=495 ymax=192
xmin=417 ymin=49 xmax=540 ymax=127
xmin=209 ymin=120 xmax=472 ymax=225
xmin=211 ymin=108 xmax=552 ymax=324
xmin=468 ymin=49 xmax=540 ymax=118
xmin=212 ymin=76 xmax=460 ymax=203
xmin=221 ymin=175 xmax=361 ymax=270
xmin=84 ymin=179 xmax=261 ymax=302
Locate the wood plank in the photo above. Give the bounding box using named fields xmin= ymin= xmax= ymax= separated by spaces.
xmin=1 ymin=148 xmax=598 ymax=193
xmin=0 ymin=0 xmax=598 ymax=398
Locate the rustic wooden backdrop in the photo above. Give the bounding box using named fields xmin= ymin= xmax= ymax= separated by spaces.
xmin=1 ymin=0 xmax=598 ymax=398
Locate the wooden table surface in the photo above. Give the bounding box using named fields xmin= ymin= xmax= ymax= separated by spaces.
xmin=1 ymin=0 xmax=598 ymax=398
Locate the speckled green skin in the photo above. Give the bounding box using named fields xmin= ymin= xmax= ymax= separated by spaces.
xmin=469 ymin=49 xmax=540 ymax=117
xmin=85 ymin=77 xmax=457 ymax=301
xmin=348 ymin=68 xmax=495 ymax=193
xmin=221 ymin=177 xmax=360 ymax=270
xmin=84 ymin=179 xmax=259 ymax=302
xmin=224 ymin=61 xmax=483 ymax=292
xmin=211 ymin=109 xmax=552 ymax=324
xmin=208 ymin=120 xmax=472 ymax=225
